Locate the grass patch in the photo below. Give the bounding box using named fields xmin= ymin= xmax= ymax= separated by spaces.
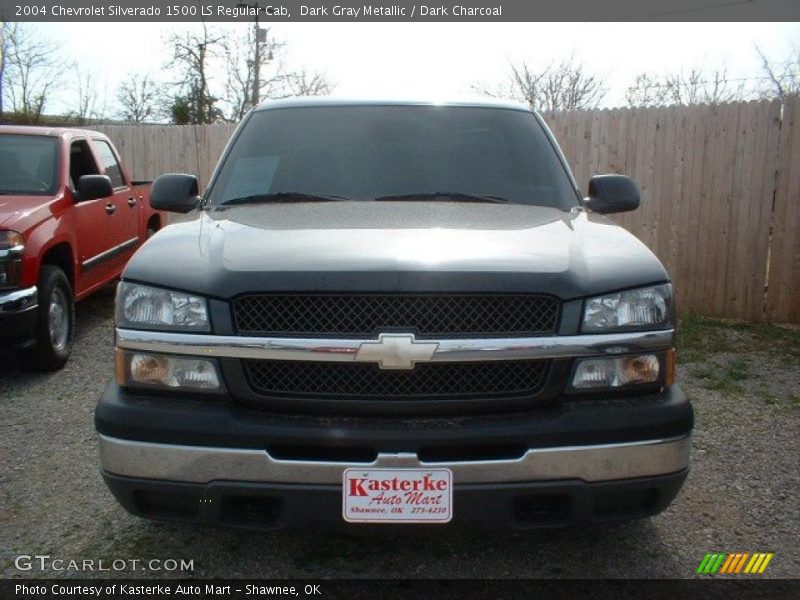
xmin=700 ymin=376 xmax=745 ymax=395
xmin=685 ymin=356 xmax=751 ymax=396
xmin=727 ymin=359 xmax=751 ymax=381
xmin=677 ymin=314 xmax=800 ymax=365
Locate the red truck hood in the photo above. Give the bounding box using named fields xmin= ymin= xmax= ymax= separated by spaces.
xmin=0 ymin=195 xmax=57 ymax=231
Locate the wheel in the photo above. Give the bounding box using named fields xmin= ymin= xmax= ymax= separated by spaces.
xmin=146 ymin=220 xmax=159 ymax=239
xmin=32 ymin=265 xmax=75 ymax=371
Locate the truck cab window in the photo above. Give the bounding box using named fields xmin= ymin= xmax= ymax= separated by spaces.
xmin=94 ymin=140 xmax=126 ymax=189
xmin=0 ymin=134 xmax=59 ymax=195
xmin=69 ymin=140 xmax=100 ymax=190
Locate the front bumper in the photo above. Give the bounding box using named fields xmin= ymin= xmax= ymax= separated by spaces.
xmin=99 ymin=434 xmax=691 ymax=485
xmin=0 ymin=286 xmax=38 ymax=344
xmin=96 ymin=382 xmax=692 ymax=529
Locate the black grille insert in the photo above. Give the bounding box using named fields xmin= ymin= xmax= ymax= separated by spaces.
xmin=243 ymin=359 xmax=550 ymax=401
xmin=233 ymin=293 xmax=559 ymax=337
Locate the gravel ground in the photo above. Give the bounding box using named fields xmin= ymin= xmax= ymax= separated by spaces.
xmin=1 ymin=296 xmax=798 ymax=579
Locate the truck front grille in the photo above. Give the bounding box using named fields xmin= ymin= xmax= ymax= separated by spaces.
xmin=233 ymin=293 xmax=560 ymax=337
xmin=243 ymin=359 xmax=551 ymax=401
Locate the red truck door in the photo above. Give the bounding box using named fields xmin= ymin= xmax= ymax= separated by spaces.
xmin=90 ymin=139 xmax=141 ymax=264
xmin=69 ymin=138 xmax=131 ymax=293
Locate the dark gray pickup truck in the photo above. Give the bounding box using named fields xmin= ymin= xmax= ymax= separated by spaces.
xmin=95 ymin=98 xmax=692 ymax=529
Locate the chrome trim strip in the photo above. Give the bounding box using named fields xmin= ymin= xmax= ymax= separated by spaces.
xmin=0 ymin=286 xmax=37 ymax=313
xmin=98 ymin=434 xmax=691 ymax=485
xmin=82 ymin=237 xmax=139 ymax=271
xmin=116 ymin=328 xmax=674 ymax=364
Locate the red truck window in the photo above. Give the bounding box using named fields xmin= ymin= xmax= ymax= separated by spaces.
xmin=93 ymin=140 xmax=126 ymax=189
xmin=69 ymin=140 xmax=100 ymax=190
xmin=0 ymin=134 xmax=59 ymax=195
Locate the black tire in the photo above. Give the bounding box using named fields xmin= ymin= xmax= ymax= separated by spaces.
xmin=32 ymin=265 xmax=75 ymax=371
xmin=146 ymin=219 xmax=159 ymax=239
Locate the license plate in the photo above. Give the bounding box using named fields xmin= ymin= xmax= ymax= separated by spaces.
xmin=342 ymin=468 xmax=453 ymax=523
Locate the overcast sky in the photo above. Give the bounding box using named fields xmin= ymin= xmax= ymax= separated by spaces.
xmin=32 ymin=21 xmax=800 ymax=117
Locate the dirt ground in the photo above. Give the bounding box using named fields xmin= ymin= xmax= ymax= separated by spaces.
xmin=2 ymin=294 xmax=798 ymax=579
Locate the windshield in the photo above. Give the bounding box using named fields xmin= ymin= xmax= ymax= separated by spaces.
xmin=0 ymin=134 xmax=60 ymax=195
xmin=207 ymin=105 xmax=579 ymax=209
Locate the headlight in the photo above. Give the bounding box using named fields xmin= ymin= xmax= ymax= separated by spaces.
xmin=0 ymin=231 xmax=24 ymax=289
xmin=582 ymin=284 xmax=673 ymax=332
xmin=571 ymin=354 xmax=661 ymax=390
xmin=0 ymin=231 xmax=24 ymax=251
xmin=116 ymin=282 xmax=210 ymax=331
xmin=116 ymin=349 xmax=223 ymax=392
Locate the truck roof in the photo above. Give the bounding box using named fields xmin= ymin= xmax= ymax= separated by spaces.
xmin=254 ymin=96 xmax=533 ymax=112
xmin=0 ymin=125 xmax=109 ymax=139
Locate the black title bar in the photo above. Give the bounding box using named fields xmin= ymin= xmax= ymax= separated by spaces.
xmin=1 ymin=0 xmax=800 ymax=22
xmin=4 ymin=579 xmax=800 ymax=600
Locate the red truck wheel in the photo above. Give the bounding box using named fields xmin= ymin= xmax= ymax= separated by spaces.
xmin=32 ymin=266 xmax=75 ymax=371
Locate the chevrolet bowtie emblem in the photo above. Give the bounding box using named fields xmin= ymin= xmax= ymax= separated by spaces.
xmin=354 ymin=334 xmax=439 ymax=370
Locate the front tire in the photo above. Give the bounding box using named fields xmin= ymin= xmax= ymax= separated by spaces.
xmin=32 ymin=265 xmax=75 ymax=371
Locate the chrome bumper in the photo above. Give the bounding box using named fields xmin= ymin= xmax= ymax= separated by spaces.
xmin=115 ymin=327 xmax=675 ymax=365
xmin=98 ymin=434 xmax=691 ymax=485
xmin=0 ymin=286 xmax=37 ymax=313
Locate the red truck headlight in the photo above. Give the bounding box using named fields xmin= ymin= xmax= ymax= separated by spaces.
xmin=0 ymin=231 xmax=24 ymax=288
xmin=0 ymin=231 xmax=23 ymax=250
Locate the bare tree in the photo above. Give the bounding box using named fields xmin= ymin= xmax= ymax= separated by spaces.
xmin=666 ymin=68 xmax=743 ymax=106
xmin=165 ymin=24 xmax=224 ymax=124
xmin=0 ymin=22 xmax=7 ymax=117
xmin=117 ymin=73 xmax=159 ymax=123
xmin=756 ymin=43 xmax=800 ymax=102
xmin=222 ymin=25 xmax=284 ymax=121
xmin=72 ymin=68 xmax=99 ymax=124
xmin=626 ymin=67 xmax=745 ymax=108
xmin=221 ymin=26 xmax=333 ymax=121
xmin=279 ymin=69 xmax=333 ymax=97
xmin=1 ymin=22 xmax=65 ymax=123
xmin=625 ymin=73 xmax=669 ymax=108
xmin=475 ymin=57 xmax=606 ymax=112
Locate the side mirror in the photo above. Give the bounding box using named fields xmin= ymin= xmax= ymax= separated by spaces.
xmin=150 ymin=173 xmax=201 ymax=213
xmin=75 ymin=175 xmax=113 ymax=202
xmin=584 ymin=174 xmax=640 ymax=214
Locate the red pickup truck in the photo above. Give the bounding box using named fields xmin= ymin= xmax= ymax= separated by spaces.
xmin=0 ymin=126 xmax=164 ymax=370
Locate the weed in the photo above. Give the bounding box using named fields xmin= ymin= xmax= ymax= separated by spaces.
xmin=678 ymin=314 xmax=800 ymax=365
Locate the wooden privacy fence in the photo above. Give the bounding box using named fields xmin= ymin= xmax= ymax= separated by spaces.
xmin=97 ymin=99 xmax=800 ymax=323
xmin=543 ymin=99 xmax=799 ymax=324
xmin=97 ymin=123 xmax=237 ymax=191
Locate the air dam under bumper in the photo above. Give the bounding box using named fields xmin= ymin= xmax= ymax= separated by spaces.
xmin=98 ymin=434 xmax=691 ymax=530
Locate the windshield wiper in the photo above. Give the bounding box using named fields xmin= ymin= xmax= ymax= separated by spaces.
xmin=373 ymin=192 xmax=509 ymax=204
xmin=220 ymin=192 xmax=350 ymax=206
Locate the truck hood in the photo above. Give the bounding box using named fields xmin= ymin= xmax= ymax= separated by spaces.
xmin=0 ymin=195 xmax=57 ymax=231
xmin=124 ymin=202 xmax=669 ymax=300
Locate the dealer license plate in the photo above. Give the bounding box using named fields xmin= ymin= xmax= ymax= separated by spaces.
xmin=342 ymin=468 xmax=453 ymax=523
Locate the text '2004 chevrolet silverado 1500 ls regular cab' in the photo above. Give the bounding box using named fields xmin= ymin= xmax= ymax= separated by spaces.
xmin=0 ymin=127 xmax=164 ymax=370
xmin=95 ymin=98 xmax=693 ymax=529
